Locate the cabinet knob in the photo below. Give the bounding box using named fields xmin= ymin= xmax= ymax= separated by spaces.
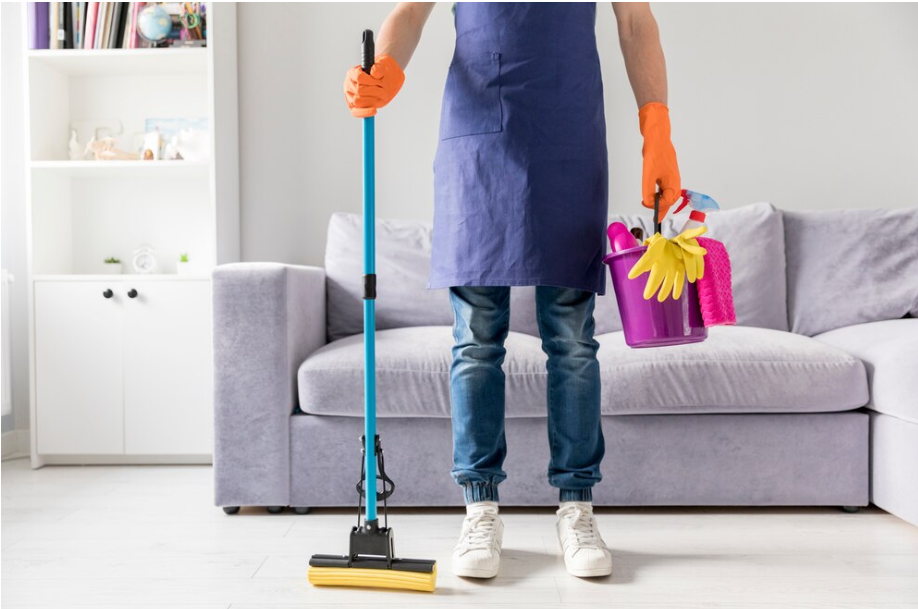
xmin=103 ymin=289 xmax=114 ymax=299
xmin=127 ymin=288 xmax=138 ymax=299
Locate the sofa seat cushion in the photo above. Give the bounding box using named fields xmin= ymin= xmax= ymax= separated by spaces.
xmin=597 ymin=326 xmax=867 ymax=415
xmin=814 ymin=319 xmax=918 ymax=424
xmin=299 ymin=325 xmax=868 ymax=418
xmin=299 ymin=326 xmax=546 ymax=418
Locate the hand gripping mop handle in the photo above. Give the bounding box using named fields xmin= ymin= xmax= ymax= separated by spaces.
xmin=360 ymin=29 xmax=379 ymax=523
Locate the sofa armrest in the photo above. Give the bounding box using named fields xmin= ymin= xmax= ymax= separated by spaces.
xmin=212 ymin=263 xmax=326 ymax=507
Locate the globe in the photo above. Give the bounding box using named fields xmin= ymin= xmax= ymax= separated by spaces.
xmin=137 ymin=4 xmax=172 ymax=42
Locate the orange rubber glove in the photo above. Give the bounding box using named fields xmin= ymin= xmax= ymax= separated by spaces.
xmin=639 ymin=102 xmax=681 ymax=219
xmin=343 ymin=55 xmax=405 ymax=118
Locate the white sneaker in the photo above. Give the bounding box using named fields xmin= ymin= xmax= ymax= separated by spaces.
xmin=452 ymin=501 xmax=503 ymax=578
xmin=556 ymin=501 xmax=613 ymax=577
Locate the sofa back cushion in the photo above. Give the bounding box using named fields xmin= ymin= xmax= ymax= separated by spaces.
xmin=325 ymin=213 xmax=538 ymax=341
xmin=326 ymin=213 xmax=445 ymax=341
xmin=326 ymin=203 xmax=789 ymax=340
xmin=785 ymin=208 xmax=918 ymax=336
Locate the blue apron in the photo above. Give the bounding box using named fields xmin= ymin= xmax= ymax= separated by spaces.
xmin=430 ymin=2 xmax=608 ymax=294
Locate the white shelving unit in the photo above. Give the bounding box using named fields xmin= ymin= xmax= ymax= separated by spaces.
xmin=22 ymin=5 xmax=239 ymax=467
xmin=26 ymin=47 xmax=209 ymax=76
xmin=31 ymin=159 xmax=209 ymax=178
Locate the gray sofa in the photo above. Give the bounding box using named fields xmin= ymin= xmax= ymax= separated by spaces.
xmin=213 ymin=203 xmax=918 ymax=526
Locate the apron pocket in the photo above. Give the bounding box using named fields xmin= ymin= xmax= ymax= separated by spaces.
xmin=440 ymin=52 xmax=502 ymax=140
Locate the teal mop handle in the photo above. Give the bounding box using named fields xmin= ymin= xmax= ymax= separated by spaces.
xmin=361 ymin=30 xmax=378 ymax=524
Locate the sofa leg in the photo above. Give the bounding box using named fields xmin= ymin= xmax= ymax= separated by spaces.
xmin=293 ymin=507 xmax=312 ymax=515
xmin=841 ymin=505 xmax=860 ymax=513
xmin=222 ymin=506 xmax=241 ymax=515
xmin=266 ymin=506 xmax=285 ymax=514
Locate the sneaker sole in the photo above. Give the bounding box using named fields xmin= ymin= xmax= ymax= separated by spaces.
xmin=452 ymin=565 xmax=499 ymax=579
xmin=566 ymin=564 xmax=612 ymax=578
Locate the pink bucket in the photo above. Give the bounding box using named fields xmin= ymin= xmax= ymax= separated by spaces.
xmin=603 ymin=245 xmax=707 ymax=348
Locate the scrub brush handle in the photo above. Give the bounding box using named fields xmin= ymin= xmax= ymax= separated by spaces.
xmin=653 ymin=191 xmax=662 ymax=235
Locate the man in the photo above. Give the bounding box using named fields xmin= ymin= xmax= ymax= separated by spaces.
xmin=344 ymin=2 xmax=680 ymax=579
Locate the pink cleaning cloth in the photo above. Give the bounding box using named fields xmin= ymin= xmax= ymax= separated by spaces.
xmin=696 ymin=237 xmax=736 ymax=327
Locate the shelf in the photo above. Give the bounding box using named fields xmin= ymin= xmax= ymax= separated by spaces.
xmin=33 ymin=274 xmax=211 ymax=282
xmin=27 ymin=48 xmax=207 ymax=77
xmin=31 ymin=160 xmax=208 ymax=178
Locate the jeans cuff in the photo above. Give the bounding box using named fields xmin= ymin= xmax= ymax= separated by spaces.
xmin=559 ymin=488 xmax=593 ymax=502
xmin=463 ymin=482 xmax=500 ymax=504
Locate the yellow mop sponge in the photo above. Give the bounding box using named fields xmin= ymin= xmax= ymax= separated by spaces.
xmin=307 ymin=563 xmax=437 ymax=593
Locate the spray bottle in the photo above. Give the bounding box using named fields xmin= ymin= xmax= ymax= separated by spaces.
xmin=674 ymin=189 xmax=720 ymax=232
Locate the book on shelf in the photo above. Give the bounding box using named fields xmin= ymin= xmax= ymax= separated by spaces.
xmin=76 ymin=1 xmax=86 ymax=48
xmin=128 ymin=2 xmax=139 ymax=48
xmin=95 ymin=2 xmax=107 ymax=49
xmin=27 ymin=2 xmax=208 ymax=50
xmin=100 ymin=2 xmax=112 ymax=49
xmin=107 ymin=2 xmax=121 ymax=49
xmin=61 ymin=1 xmax=73 ymax=48
xmin=49 ymin=2 xmax=58 ymax=49
xmin=72 ymin=2 xmax=81 ymax=48
xmin=120 ymin=4 xmax=130 ymax=48
xmin=27 ymin=3 xmax=51 ymax=50
xmin=83 ymin=2 xmax=98 ymax=49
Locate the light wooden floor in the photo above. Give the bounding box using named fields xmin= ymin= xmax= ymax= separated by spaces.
xmin=2 ymin=457 xmax=918 ymax=608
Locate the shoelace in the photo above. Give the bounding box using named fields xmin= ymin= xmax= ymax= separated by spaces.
xmin=458 ymin=510 xmax=499 ymax=551
xmin=558 ymin=505 xmax=604 ymax=549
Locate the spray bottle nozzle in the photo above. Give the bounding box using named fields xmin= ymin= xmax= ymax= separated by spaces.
xmin=674 ymin=189 xmax=692 ymax=214
xmin=676 ymin=190 xmax=721 ymax=214
xmin=674 ymin=190 xmax=720 ymax=233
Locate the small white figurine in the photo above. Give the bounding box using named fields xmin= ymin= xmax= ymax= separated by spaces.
xmin=141 ymin=131 xmax=162 ymax=161
xmin=69 ymin=130 xmax=86 ymax=161
xmin=173 ymin=129 xmax=209 ymax=162
xmin=163 ymin=139 xmax=181 ymax=161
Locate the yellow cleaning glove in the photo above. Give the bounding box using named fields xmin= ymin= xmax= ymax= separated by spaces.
xmin=628 ymin=227 xmax=708 ymax=302
xmin=628 ymin=233 xmax=682 ymax=302
xmin=672 ymin=226 xmax=707 ymax=284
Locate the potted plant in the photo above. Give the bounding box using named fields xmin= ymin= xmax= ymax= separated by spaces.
xmin=102 ymin=257 xmax=122 ymax=275
xmin=176 ymin=252 xmax=192 ymax=275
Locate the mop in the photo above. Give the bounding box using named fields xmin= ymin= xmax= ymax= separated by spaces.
xmin=307 ymin=30 xmax=438 ymax=593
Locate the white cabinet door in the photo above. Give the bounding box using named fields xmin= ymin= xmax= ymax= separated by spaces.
xmin=123 ymin=280 xmax=213 ymax=455
xmin=35 ymin=281 xmax=124 ymax=454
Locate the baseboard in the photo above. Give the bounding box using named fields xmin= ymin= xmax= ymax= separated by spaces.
xmin=1 ymin=430 xmax=30 ymax=460
xmin=4 ymin=434 xmax=212 ymax=465
xmin=37 ymin=454 xmax=212 ymax=465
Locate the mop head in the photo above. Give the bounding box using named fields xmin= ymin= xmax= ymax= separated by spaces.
xmin=695 ymin=237 xmax=736 ymax=327
xmin=308 ymin=522 xmax=437 ymax=593
xmin=308 ymin=555 xmax=437 ymax=592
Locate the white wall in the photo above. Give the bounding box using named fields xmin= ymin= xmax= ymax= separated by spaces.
xmin=237 ymin=2 xmax=918 ymax=267
xmin=3 ymin=3 xmax=917 ymax=431
xmin=1 ymin=2 xmax=31 ymax=433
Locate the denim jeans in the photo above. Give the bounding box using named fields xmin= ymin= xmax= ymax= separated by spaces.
xmin=449 ymin=286 xmax=604 ymax=504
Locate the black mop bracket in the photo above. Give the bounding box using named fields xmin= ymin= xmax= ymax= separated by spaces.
xmin=348 ymin=518 xmax=396 ymax=568
xmin=350 ymin=434 xmax=397 ymax=568
xmin=355 ymin=435 xmax=395 ymax=503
